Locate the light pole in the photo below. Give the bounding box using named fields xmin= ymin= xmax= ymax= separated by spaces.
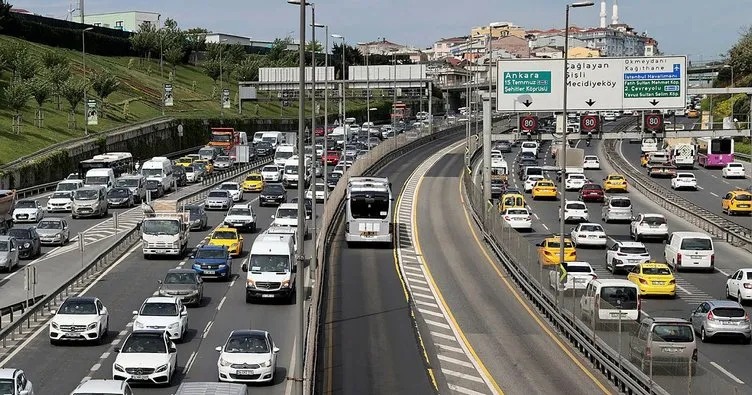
xmin=391 ymin=50 xmax=398 ymax=133
xmin=332 ymin=34 xmax=347 ymax=169
xmin=286 ymin=0 xmax=306 ymax=393
xmin=724 ymin=64 xmax=735 ymax=88
xmin=313 ymin=23 xmax=328 ymax=207
xmin=82 ymin=27 xmax=93 ymax=135
xmin=218 ymin=38 xmax=228 ymax=120
xmin=558 ymin=2 xmax=594 ymax=302
xmin=487 ymin=22 xmax=508 ymax=111
xmin=358 ymin=42 xmax=372 ymax=146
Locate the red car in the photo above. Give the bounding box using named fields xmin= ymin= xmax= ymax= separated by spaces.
xmin=324 ymin=150 xmax=341 ymax=165
xmin=315 ymin=127 xmax=325 ymax=136
xmin=580 ymin=183 xmax=605 ymax=202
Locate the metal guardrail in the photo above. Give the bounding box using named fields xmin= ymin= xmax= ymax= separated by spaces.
xmin=604 ymin=140 xmax=752 ymax=249
xmin=737 ymin=152 xmax=751 ymax=162
xmin=13 ymin=145 xmax=205 ymax=200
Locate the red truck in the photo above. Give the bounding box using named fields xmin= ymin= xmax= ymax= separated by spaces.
xmin=208 ymin=128 xmax=237 ymax=152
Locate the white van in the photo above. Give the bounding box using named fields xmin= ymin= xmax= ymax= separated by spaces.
xmin=520 ymin=141 xmax=539 ymax=157
xmin=261 ymin=131 xmax=283 ymax=149
xmin=274 ymin=144 xmax=296 ymax=167
xmin=242 ymin=233 xmax=296 ymax=303
xmin=282 ymin=156 xmax=311 ymax=189
xmin=664 ymin=231 xmax=714 ymax=272
xmin=271 ymin=202 xmax=309 ymax=237
xmin=141 ymin=157 xmax=175 ymax=192
xmin=253 ymin=131 xmax=266 ymax=145
xmin=56 ymin=179 xmax=84 ymax=192
xmin=84 ymin=168 xmax=115 ymax=191
xmin=71 ymin=379 xmax=133 ymax=394
xmin=641 ymin=138 xmax=658 ymax=153
xmin=580 ymin=279 xmax=641 ymax=327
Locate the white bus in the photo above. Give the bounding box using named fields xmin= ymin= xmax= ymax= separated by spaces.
xmin=345 ymin=177 xmax=393 ymax=246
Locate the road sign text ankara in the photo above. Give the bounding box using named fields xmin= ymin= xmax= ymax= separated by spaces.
xmin=496 ymin=56 xmax=687 ymax=112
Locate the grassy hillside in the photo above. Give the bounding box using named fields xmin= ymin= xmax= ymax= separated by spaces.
xmin=0 ymin=35 xmax=379 ymax=165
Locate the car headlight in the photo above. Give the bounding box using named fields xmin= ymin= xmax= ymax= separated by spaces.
xmin=53 ymin=234 xmax=61 ymax=240
xmin=87 ymin=322 xmax=98 ymax=330
xmin=51 ymin=322 xmax=59 ymax=329
xmin=281 ymin=279 xmax=291 ymax=288
xmin=219 ymin=357 xmax=232 ymax=367
xmin=155 ymin=364 xmax=168 ymax=373
xmin=169 ymin=322 xmax=179 ymax=329
xmin=23 ymin=242 xmax=30 ymax=248
xmin=247 ymin=279 xmax=256 ymax=289
xmin=231 ymin=243 xmax=239 ymax=249
xmin=134 ymin=321 xmax=144 ymax=329
xmin=114 ymin=364 xmax=125 ymax=372
xmin=260 ymin=359 xmax=271 ymax=368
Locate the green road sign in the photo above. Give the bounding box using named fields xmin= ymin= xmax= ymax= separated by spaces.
xmin=624 ymin=80 xmax=681 ymax=99
xmin=503 ymin=71 xmax=552 ymax=94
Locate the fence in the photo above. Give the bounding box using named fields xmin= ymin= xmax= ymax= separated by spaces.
xmin=463 ymin=142 xmax=749 ymax=394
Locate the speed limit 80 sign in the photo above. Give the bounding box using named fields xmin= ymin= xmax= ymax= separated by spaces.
xmin=580 ymin=115 xmax=599 ymax=133
xmin=644 ymin=113 xmax=664 ymax=132
xmin=519 ymin=115 xmax=538 ymax=133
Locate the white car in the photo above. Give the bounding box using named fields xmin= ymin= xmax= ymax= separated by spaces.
xmin=726 ymin=268 xmax=752 ymax=302
xmin=113 ymin=330 xmax=177 ymax=385
xmin=216 ymin=329 xmax=279 ymax=383
xmin=0 ymin=368 xmax=34 ymax=395
xmin=315 ymin=144 xmax=325 ymax=158
xmin=71 ymin=379 xmax=131 ymax=395
xmin=49 ymin=296 xmax=109 ymax=344
xmin=523 ymin=175 xmax=545 ymax=193
xmin=46 ymin=191 xmax=74 ymax=212
xmin=605 ymin=241 xmax=651 ymax=274
xmin=502 ymin=208 xmax=532 ymax=230
xmin=12 ymin=199 xmax=44 ymax=223
xmin=583 ymin=155 xmax=600 ymax=170
xmin=570 ymin=223 xmax=607 ymax=247
xmin=548 ymin=261 xmax=597 ymax=291
xmin=722 ymin=162 xmax=746 ymax=178
xmin=332 ymin=163 xmax=346 ymax=177
xmin=630 ymin=213 xmax=669 ymax=242
xmin=563 ymin=200 xmax=589 ymax=223
xmin=132 ymin=297 xmax=188 ymax=341
xmin=219 ymin=182 xmax=244 ymax=202
xmin=520 ymin=141 xmax=539 ymax=157
xmin=223 ymin=203 xmax=257 ymax=232
xmin=671 ymin=172 xmax=697 ymax=190
xmin=565 ymin=173 xmax=588 ymax=191
xmin=261 ymin=165 xmax=283 ymax=182
xmin=306 ymin=182 xmax=328 ymax=202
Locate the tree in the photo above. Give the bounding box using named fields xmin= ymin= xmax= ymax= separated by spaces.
xmin=163 ymin=46 xmax=184 ymax=80
xmin=28 ymin=75 xmax=51 ymax=127
xmin=3 ymin=79 xmax=31 ymax=134
xmin=130 ymin=21 xmax=159 ymax=61
xmin=203 ymin=59 xmax=221 ymax=83
xmin=40 ymin=50 xmax=69 ymax=69
xmin=234 ymin=57 xmax=262 ymax=82
xmin=728 ymin=26 xmax=752 ymax=79
xmin=0 ymin=0 xmax=13 ymax=32
xmin=91 ymin=72 xmax=120 ymax=117
xmin=3 ymin=43 xmax=39 ymax=80
xmin=267 ymin=38 xmax=294 ymax=63
xmin=61 ymin=78 xmax=87 ymax=117
xmin=49 ymin=63 xmax=71 ymax=110
xmin=305 ymin=40 xmax=323 ymax=53
xmin=185 ymin=27 xmax=208 ymax=64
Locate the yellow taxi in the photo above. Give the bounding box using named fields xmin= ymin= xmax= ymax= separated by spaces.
xmin=536 ymin=236 xmax=576 ymax=266
xmin=722 ymin=190 xmax=752 ymax=215
xmin=627 ymin=262 xmax=676 ymax=297
xmin=194 ymin=159 xmax=213 ymax=174
xmin=603 ymin=174 xmax=628 ymax=193
xmin=499 ymin=193 xmax=525 ymax=212
xmin=531 ymin=179 xmax=558 ymax=200
xmin=241 ymin=173 xmax=265 ymax=192
xmin=208 ymin=227 xmax=244 ymax=257
xmin=175 ymin=157 xmax=194 ymax=167
xmin=640 ymin=153 xmax=650 ymax=167
xmin=687 ymin=109 xmax=700 ymax=118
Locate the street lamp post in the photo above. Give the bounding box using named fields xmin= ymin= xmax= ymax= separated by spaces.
xmin=332 ymin=34 xmax=347 ymax=170
xmin=313 ymin=23 xmax=328 ymax=208
xmin=218 ymin=38 xmax=228 ymax=121
xmin=358 ymin=42 xmax=372 ymax=149
xmin=724 ymin=64 xmax=735 ymax=88
xmin=82 ymin=27 xmax=93 ymax=135
xmin=558 ymin=2 xmax=594 ymax=306
xmin=486 ymin=22 xmax=507 ymax=111
xmin=391 ymin=50 xmax=398 ymax=133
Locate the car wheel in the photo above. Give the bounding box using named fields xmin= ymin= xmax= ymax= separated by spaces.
xmin=701 ymin=327 xmax=709 ymax=343
xmin=726 ymin=286 xmax=731 ymax=299
xmin=739 ymin=292 xmax=744 ymax=305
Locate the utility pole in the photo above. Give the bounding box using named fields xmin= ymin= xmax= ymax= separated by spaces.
xmin=482 ymin=96 xmax=491 ymax=203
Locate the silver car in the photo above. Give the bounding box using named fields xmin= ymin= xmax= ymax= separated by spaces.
xmin=36 ymin=217 xmax=71 ymax=246
xmin=204 ymin=190 xmax=233 ymax=210
xmin=0 ymin=236 xmax=19 ymax=272
xmin=602 ymin=196 xmax=633 ymax=223
xmin=689 ymin=300 xmax=751 ymax=343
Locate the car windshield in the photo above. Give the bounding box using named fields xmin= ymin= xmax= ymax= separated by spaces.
xmin=51 ymin=192 xmax=72 ymax=199
xmin=249 ymin=254 xmax=290 ymax=272
xmin=59 ymin=300 xmax=97 ymax=314
xmin=208 ymin=191 xmax=228 ymax=198
xmin=217 ymin=156 xmax=230 ymax=162
xmin=610 ymin=199 xmax=631 ymax=208
xmin=220 ymin=184 xmax=238 ymax=190
xmin=609 ymin=175 xmax=624 ymax=181
xmin=228 ymin=208 xmax=252 ymax=216
xmin=262 ymin=136 xmax=277 ymax=143
xmin=712 ymin=308 xmax=746 ymax=318
xmin=213 ymin=231 xmax=237 ymax=240
xmin=276 ymin=208 xmax=297 ymax=218
xmin=652 ymin=325 xmax=693 ymax=343
xmin=263 ymin=166 xmax=279 ymax=173
xmin=140 ymin=302 xmax=178 ymax=316
xmin=108 ymin=188 xmax=130 ymax=198
xmin=329 ymin=173 xmax=341 ymax=181
xmin=677 ymin=174 xmax=694 ymax=179
xmin=196 ymin=249 xmax=227 ymax=259
xmin=642 ymin=267 xmax=671 ymax=275
xmin=584 ymin=156 xmax=598 ymax=161
xmin=729 ymin=163 xmax=743 ymax=168
xmin=642 ymin=216 xmax=666 ymax=225
xmin=567 ymin=203 xmax=587 ymax=210
xmin=547 ymin=241 xmax=573 ymax=248
xmin=507 ymin=209 xmax=528 ymax=215
xmin=37 ymin=220 xmax=62 ymax=229
xmin=620 ymin=246 xmax=648 ymax=254
xmin=224 ymin=334 xmax=269 ymax=353
xmin=186 ymin=206 xmax=202 ymax=215
xmin=258 ymin=142 xmax=272 ymax=149
xmin=735 ymin=194 xmax=752 ymax=201
xmin=0 ymin=241 xmax=8 ymax=251
xmin=57 ymin=182 xmax=79 ymax=191
xmin=85 ymin=176 xmax=110 ymax=185
xmin=680 ymin=238 xmax=712 ymax=250
xmin=246 ymin=175 xmax=262 ymax=182
xmin=146 ymin=180 xmax=162 ymax=189
xmin=7 ymin=229 xmax=30 ymax=239
xmin=583 ymin=184 xmax=602 ymax=190
xmin=285 ymin=166 xmax=298 ymax=175
xmin=569 ymin=174 xmax=586 ymax=180
xmin=163 ymin=272 xmax=195 ymax=285
xmin=568 ymin=265 xmax=592 ymax=273
xmin=579 ymin=224 xmax=603 ymax=232
xmin=116 ymin=178 xmax=140 ymax=187
xmin=74 ymin=189 xmax=99 ymax=200
xmin=264 ymin=185 xmax=284 ymax=194
xmin=0 ymin=379 xmax=14 ymax=394
xmin=142 ymin=219 xmax=180 ymax=236
xmin=121 ymin=333 xmax=167 ymax=353
xmin=600 ymin=286 xmax=638 ymax=309
xmin=536 ymin=182 xmax=554 ymax=187
xmin=185 ymin=166 xmax=197 ymax=173
xmin=15 ymin=201 xmax=35 ymax=209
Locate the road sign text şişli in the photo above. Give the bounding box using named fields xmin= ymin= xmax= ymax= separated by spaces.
xmin=503 ymin=71 xmax=552 ymax=94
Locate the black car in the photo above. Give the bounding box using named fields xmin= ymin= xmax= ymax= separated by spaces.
xmin=259 ymin=183 xmax=287 ymax=207
xmin=490 ymin=179 xmax=504 ymax=199
xmin=327 ymin=172 xmax=342 ymax=190
xmin=255 ymin=141 xmax=274 ymax=157
xmin=290 ymin=197 xmax=313 ymax=220
xmin=185 ymin=204 xmax=208 ymax=230
xmin=7 ymin=227 xmax=41 ymax=259
xmin=106 ymin=187 xmax=134 ymax=208
xmin=145 ymin=179 xmax=165 ymax=199
xmin=171 ymin=165 xmax=188 ymax=187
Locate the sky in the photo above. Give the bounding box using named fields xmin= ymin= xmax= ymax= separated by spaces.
xmin=17 ymin=0 xmax=750 ymax=61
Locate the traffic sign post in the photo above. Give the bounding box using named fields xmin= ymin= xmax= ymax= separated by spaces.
xmin=496 ymin=56 xmax=687 ymax=112
xmin=580 ymin=115 xmax=600 ymax=134
xmin=519 ymin=115 xmax=539 ymax=134
xmin=644 ymin=113 xmax=664 ymax=133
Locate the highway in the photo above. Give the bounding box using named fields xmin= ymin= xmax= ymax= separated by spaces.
xmin=473 ymin=120 xmax=752 ymax=393
xmin=0 ymin=171 xmax=320 ymax=395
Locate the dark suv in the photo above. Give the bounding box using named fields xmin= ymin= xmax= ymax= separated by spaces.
xmin=7 ymin=227 xmax=41 ymax=259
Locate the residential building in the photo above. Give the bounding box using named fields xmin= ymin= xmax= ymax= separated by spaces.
xmin=432 ymin=36 xmax=469 ymax=60
xmin=205 ymin=34 xmax=299 ymax=51
xmin=471 ymin=23 xmax=526 ymax=39
xmin=573 ymin=24 xmax=646 ymax=57
xmin=491 ymin=36 xmax=530 ymax=58
xmin=75 ymin=11 xmax=160 ymax=32
xmin=532 ymin=46 xmax=563 ymax=59
xmin=528 ymin=33 xmax=589 ymax=52
xmin=568 ymin=47 xmax=601 ymax=58
xmin=357 ymin=39 xmax=409 ymax=56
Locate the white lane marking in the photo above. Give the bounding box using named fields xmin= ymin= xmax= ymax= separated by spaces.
xmin=80 ymin=376 xmax=91 ymax=384
xmin=410 ymin=284 xmax=432 ymax=293
xmin=182 ymin=351 xmax=198 ymax=375
xmin=100 ymin=352 xmax=110 ymax=360
xmin=541 ymin=223 xmax=549 ymax=231
xmin=696 ymin=186 xmax=704 ymax=190
xmin=424 ymin=319 xmax=452 ymax=330
xmin=412 ymin=291 xmax=437 ymax=300
xmin=436 ymin=343 xmax=466 ymax=354
xmin=417 ymin=308 xmax=446 ymax=318
xmin=229 ymin=279 xmax=236 ymax=287
xmin=438 ymin=354 xmax=475 ymax=368
xmin=403 ymin=265 xmax=423 ymax=272
xmin=431 ymin=331 xmax=459 ymax=342
xmin=711 ymin=361 xmax=745 ymax=384
xmin=675 ymin=284 xmax=692 ymax=295
xmin=710 ymin=192 xmax=720 ymax=197
xmin=90 ymin=363 xmax=101 ymax=372
xmin=111 ymin=338 xmax=121 ymax=346
xmin=533 ymin=213 xmax=540 ymax=220
xmin=284 ymin=336 xmax=297 ymax=395
xmin=0 ymin=243 xmax=141 ymax=368
xmin=203 ymin=321 xmax=214 ymax=338
xmin=406 ymin=277 xmax=429 ymax=285
xmin=717 ymin=268 xmax=731 ymax=277
xmin=414 ymin=299 xmax=440 ymax=309
xmin=442 ymin=368 xmax=485 ymax=383
xmin=217 ymin=296 xmax=227 ymax=310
